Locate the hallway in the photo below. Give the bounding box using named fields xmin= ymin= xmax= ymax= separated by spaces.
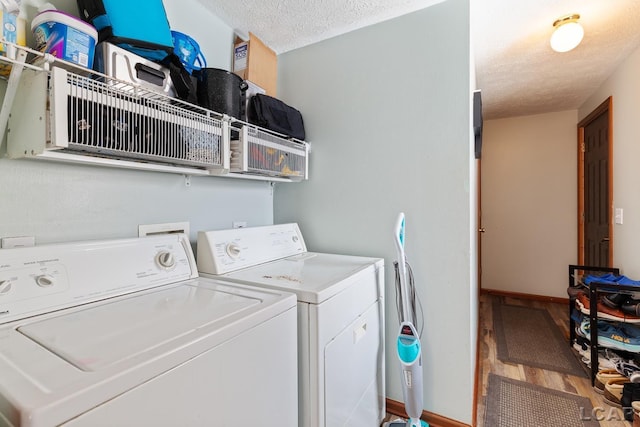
xmin=476 ymin=293 xmax=629 ymax=426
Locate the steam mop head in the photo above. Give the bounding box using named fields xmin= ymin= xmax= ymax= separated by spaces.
xmin=383 ymin=420 xmax=429 ymax=427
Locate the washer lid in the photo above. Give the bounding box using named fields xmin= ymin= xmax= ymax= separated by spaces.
xmin=217 ymin=253 xmax=382 ymax=304
xmin=18 ymin=282 xmax=260 ymax=371
xmin=0 ymin=278 xmax=295 ymax=427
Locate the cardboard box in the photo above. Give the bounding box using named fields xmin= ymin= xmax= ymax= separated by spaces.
xmin=233 ymin=32 xmax=277 ymax=96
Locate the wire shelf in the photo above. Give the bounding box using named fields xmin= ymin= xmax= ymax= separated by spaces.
xmin=231 ymin=125 xmax=308 ymax=180
xmin=1 ymin=40 xmax=309 ymax=180
xmin=54 ymin=68 xmax=227 ymax=170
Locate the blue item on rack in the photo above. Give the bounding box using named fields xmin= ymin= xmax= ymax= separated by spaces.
xmin=580 ymin=318 xmax=640 ymax=353
xmin=585 ymin=273 xmax=640 ymax=287
xmin=76 ymin=0 xmax=174 ymax=62
xmin=171 ymin=31 xmax=206 ymax=74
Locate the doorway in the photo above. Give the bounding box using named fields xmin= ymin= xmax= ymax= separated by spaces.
xmin=577 ymin=97 xmax=613 ymax=266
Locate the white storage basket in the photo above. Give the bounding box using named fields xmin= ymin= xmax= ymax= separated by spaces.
xmin=50 ymin=67 xmax=229 ymax=170
xmin=231 ymin=125 xmax=308 ymax=180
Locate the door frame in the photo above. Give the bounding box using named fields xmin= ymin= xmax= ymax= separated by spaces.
xmin=577 ymin=96 xmax=614 ymax=266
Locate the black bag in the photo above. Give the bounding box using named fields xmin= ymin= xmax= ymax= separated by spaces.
xmin=162 ymin=53 xmax=198 ymax=103
xmin=247 ymin=94 xmax=305 ymax=140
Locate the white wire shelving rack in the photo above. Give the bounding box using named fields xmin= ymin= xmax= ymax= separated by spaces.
xmin=0 ymin=41 xmax=309 ymax=182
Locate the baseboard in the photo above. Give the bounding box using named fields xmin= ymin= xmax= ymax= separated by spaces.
xmin=385 ymin=398 xmax=471 ymax=427
xmin=481 ymin=288 xmax=569 ymax=305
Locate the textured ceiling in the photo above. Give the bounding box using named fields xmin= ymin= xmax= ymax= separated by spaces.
xmin=196 ymin=0 xmax=445 ymax=53
xmin=197 ymin=0 xmax=640 ymax=120
xmin=472 ymin=0 xmax=640 ymax=119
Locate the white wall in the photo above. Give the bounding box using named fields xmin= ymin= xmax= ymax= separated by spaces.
xmin=469 ymin=4 xmax=479 ymax=389
xmin=0 ymin=160 xmax=273 ymax=244
xmin=164 ymin=0 xmax=234 ymax=70
xmin=481 ymin=110 xmax=578 ymax=298
xmin=275 ymin=0 xmax=475 ymax=423
xmin=0 ymin=0 xmax=274 ymax=246
xmin=579 ymin=44 xmax=640 ymax=278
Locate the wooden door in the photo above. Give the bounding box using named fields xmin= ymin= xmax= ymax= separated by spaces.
xmin=578 ymin=97 xmax=613 ymax=267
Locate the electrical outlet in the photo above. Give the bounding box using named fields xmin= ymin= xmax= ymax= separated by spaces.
xmin=232 ymin=221 xmax=247 ymax=229
xmin=139 ymin=222 xmax=190 ymax=237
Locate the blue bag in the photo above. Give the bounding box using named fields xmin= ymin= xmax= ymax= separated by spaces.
xmin=77 ymin=0 xmax=173 ymax=62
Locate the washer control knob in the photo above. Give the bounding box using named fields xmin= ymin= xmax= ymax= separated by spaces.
xmin=156 ymin=251 xmax=176 ymax=269
xmin=0 ymin=280 xmax=12 ymax=295
xmin=35 ymin=275 xmax=54 ymax=287
xmin=226 ymin=243 xmax=241 ymax=258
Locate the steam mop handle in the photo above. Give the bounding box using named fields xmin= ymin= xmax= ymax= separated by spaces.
xmin=394 ymin=213 xmax=410 ymax=322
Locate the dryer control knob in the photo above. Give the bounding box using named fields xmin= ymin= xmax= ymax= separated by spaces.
xmin=35 ymin=275 xmax=54 ymax=287
xmin=0 ymin=280 xmax=12 ymax=295
xmin=226 ymin=243 xmax=241 ymax=258
xmin=156 ymin=251 xmax=176 ymax=269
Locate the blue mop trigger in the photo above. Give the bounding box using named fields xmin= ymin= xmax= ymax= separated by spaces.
xmin=398 ymin=323 xmax=421 ymax=364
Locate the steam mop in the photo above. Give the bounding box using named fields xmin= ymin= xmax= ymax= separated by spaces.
xmin=384 ymin=213 xmax=429 ymax=427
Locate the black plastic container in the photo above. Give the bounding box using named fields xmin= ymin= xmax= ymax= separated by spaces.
xmin=195 ymin=68 xmax=248 ymax=120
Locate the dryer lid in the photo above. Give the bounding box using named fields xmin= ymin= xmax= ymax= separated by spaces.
xmin=218 ymin=252 xmax=382 ymax=304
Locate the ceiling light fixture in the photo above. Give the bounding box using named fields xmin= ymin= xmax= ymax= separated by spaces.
xmin=550 ymin=14 xmax=584 ymax=53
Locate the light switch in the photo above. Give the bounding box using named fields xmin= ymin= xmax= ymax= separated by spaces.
xmin=615 ymin=208 xmax=623 ymax=225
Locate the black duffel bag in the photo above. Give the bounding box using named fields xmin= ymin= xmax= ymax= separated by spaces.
xmin=247 ymin=94 xmax=305 ymax=140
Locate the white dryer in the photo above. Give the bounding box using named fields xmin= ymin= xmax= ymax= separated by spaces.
xmin=197 ymin=223 xmax=385 ymax=427
xmin=0 ymin=233 xmax=297 ymax=427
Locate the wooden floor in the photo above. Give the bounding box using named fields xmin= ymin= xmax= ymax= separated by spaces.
xmin=476 ymin=293 xmax=631 ymax=427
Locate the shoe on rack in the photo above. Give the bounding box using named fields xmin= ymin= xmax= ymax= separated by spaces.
xmin=578 ymin=318 xmax=591 ymax=339
xmin=604 ymin=377 xmax=630 ymax=407
xmin=616 ymin=357 xmax=640 ymax=378
xmin=621 ymin=322 xmax=640 ymax=337
xmin=595 ymin=369 xmax=628 ymax=394
xmin=571 ymin=308 xmax=585 ymax=324
xmin=598 ymin=352 xmax=617 ymax=370
xmin=576 ymin=343 xmax=593 ymax=368
xmin=585 ymin=273 xmax=619 ymax=285
xmin=603 ymin=292 xmax=630 ymax=308
xmin=568 ymin=286 xmax=585 ymax=298
xmin=598 ymin=301 xmax=640 ymax=322
xmin=574 ymin=292 xmax=640 ymax=322
xmin=578 ymin=319 xmax=640 ymax=353
xmin=573 ymin=342 xmax=587 ymax=355
xmin=622 ymin=382 xmax=640 ymax=420
xmin=604 ymin=348 xmax=625 ymax=366
xmin=600 ymin=323 xmax=640 ymax=352
xmin=623 ymin=299 xmax=640 ymax=316
xmin=576 ymin=292 xmax=591 ymax=315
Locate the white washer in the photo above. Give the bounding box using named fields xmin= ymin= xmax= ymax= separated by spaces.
xmin=0 ymin=234 xmax=297 ymax=427
xmin=197 ymin=223 xmax=385 ymax=427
